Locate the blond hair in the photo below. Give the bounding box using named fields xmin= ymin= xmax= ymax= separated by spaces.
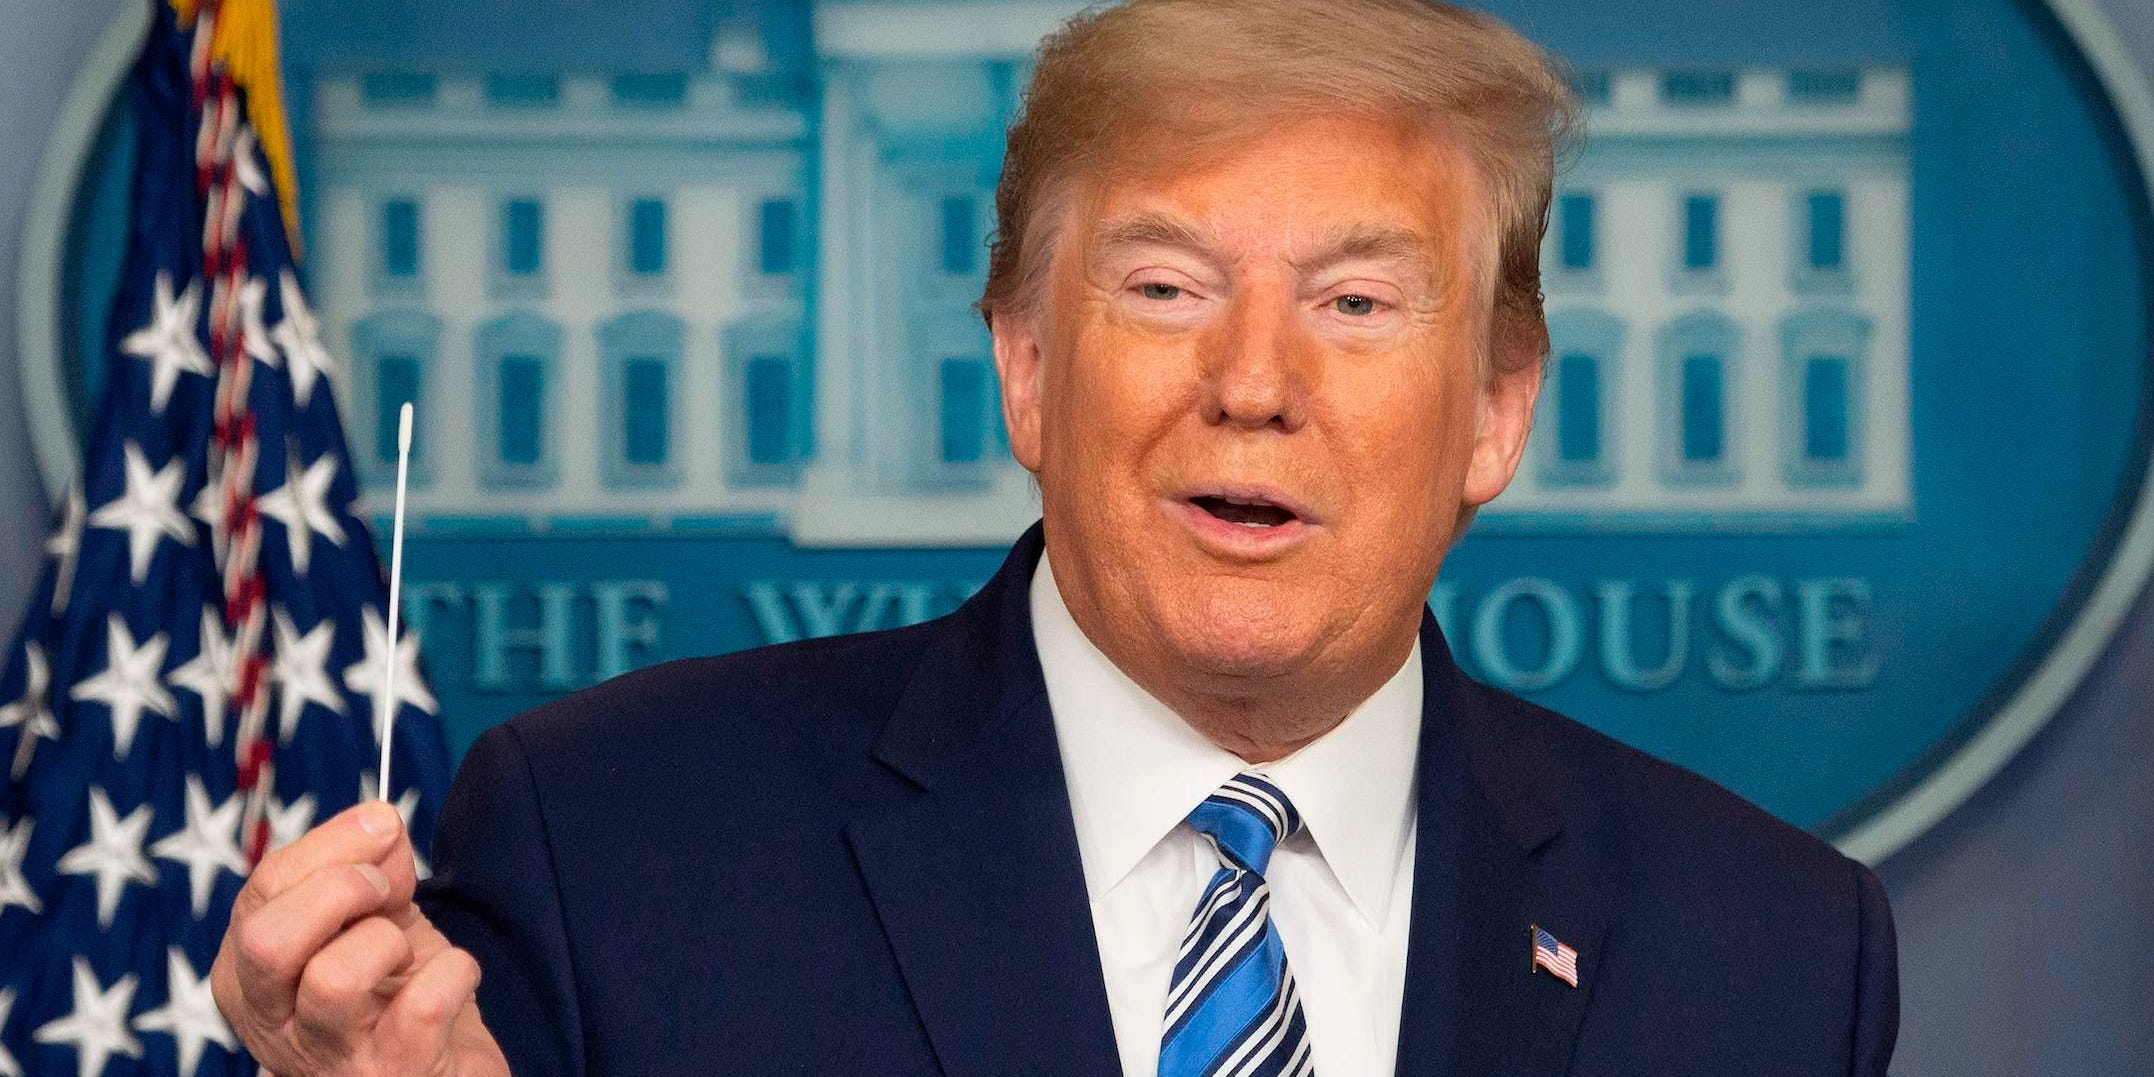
xmin=978 ymin=0 xmax=1580 ymax=374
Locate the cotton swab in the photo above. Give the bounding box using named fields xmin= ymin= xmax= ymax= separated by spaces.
xmin=377 ymin=401 xmax=412 ymax=802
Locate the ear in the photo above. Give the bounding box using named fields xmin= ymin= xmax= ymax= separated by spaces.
xmin=991 ymin=308 xmax=1046 ymax=473
xmin=1460 ymin=345 xmax=1544 ymax=510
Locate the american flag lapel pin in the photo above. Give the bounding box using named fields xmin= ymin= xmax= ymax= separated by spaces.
xmin=1530 ymin=924 xmax=1580 ymax=988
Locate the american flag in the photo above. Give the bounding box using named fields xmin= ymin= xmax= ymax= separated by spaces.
xmin=1532 ymin=924 xmax=1580 ymax=988
xmin=0 ymin=1 xmax=452 ymax=1073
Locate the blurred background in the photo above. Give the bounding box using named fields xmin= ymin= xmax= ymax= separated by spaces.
xmin=0 ymin=0 xmax=2149 ymax=1072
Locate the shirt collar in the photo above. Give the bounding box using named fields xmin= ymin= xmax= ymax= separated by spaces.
xmin=1031 ymin=550 xmax=1422 ymax=926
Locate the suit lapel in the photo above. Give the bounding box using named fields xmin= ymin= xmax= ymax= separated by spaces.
xmin=1394 ymin=615 xmax=1606 ymax=1077
xmin=847 ymin=525 xmax=1121 ymax=1077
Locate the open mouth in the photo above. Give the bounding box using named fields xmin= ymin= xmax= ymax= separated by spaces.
xmin=1189 ymin=494 xmax=1301 ymax=529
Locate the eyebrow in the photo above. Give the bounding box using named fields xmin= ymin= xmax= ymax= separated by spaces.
xmin=1086 ymin=211 xmax=1440 ymax=283
xmin=1087 ymin=211 xmax=1227 ymax=273
xmin=1286 ymin=224 xmax=1439 ymax=278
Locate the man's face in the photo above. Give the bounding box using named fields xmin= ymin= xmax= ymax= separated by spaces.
xmin=994 ymin=112 xmax=1541 ymax=700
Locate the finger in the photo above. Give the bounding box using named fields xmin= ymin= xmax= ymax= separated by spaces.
xmin=291 ymin=915 xmax=414 ymax=1044
xmin=231 ymin=861 xmax=395 ymax=1026
xmin=379 ymin=946 xmax=483 ymax=1073
xmin=237 ymin=802 xmax=404 ymax=916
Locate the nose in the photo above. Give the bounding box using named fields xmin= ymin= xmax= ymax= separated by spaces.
xmin=1200 ymin=285 xmax=1310 ymax=433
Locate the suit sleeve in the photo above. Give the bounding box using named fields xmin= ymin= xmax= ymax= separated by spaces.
xmin=1848 ymin=859 xmax=1900 ymax=1077
xmin=417 ymin=722 xmax=585 ymax=1077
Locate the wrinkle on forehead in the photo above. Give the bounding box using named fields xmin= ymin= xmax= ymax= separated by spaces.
xmin=1085 ymin=210 xmax=1445 ymax=286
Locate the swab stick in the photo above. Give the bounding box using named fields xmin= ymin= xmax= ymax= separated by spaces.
xmin=378 ymin=402 xmax=412 ymax=801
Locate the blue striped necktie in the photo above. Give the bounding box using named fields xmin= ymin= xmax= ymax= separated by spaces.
xmin=1158 ymin=772 xmax=1316 ymax=1077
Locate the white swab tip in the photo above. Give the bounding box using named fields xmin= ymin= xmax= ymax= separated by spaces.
xmin=397 ymin=402 xmax=413 ymax=455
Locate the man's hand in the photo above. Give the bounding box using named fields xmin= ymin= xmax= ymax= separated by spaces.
xmin=210 ymin=801 xmax=509 ymax=1076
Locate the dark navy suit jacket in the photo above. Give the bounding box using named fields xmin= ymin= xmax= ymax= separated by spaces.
xmin=417 ymin=524 xmax=1898 ymax=1076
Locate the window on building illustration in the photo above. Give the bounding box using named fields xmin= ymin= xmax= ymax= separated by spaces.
xmin=354 ymin=311 xmax=440 ymax=487
xmin=940 ymin=357 xmax=989 ymax=464
xmin=486 ymin=73 xmax=560 ymax=107
xmin=1571 ymin=71 xmax=1611 ymax=106
xmin=599 ymin=312 xmax=683 ymax=485
xmin=1802 ymin=355 xmax=1852 ymax=462
xmin=629 ymin=199 xmax=668 ymax=276
xmin=1682 ymin=195 xmax=1720 ymax=271
xmin=623 ymin=356 xmax=670 ymax=466
xmin=376 ymin=355 xmax=422 ymax=466
xmin=1789 ymin=68 xmax=1862 ymax=105
xmin=940 ymin=196 xmax=978 ymax=275
xmin=1662 ymin=71 xmax=1735 ymax=106
xmin=1680 ymin=354 xmax=1725 ymax=462
xmin=504 ymin=199 xmax=544 ymax=277
xmin=612 ymin=72 xmax=689 ymax=106
xmin=362 ymin=72 xmax=437 ymax=106
xmin=1559 ymin=193 xmax=1596 ymax=271
xmin=1806 ymin=191 xmax=1846 ymax=270
xmin=498 ymin=354 xmax=545 ymax=466
xmin=1556 ymin=353 xmax=1602 ymax=463
xmin=746 ymin=355 xmax=793 ymax=466
xmin=381 ymin=199 xmax=421 ymax=279
xmin=757 ymin=199 xmax=796 ymax=275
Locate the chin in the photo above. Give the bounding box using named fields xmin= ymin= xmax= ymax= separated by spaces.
xmin=1150 ymin=581 xmax=1324 ymax=682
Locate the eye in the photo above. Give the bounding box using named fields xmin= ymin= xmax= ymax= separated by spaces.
xmin=1332 ymin=294 xmax=1381 ymax=316
xmin=1137 ymin=282 xmax=1184 ymax=301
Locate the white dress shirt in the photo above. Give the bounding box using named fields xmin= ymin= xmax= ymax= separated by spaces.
xmin=1031 ymin=553 xmax=1422 ymax=1077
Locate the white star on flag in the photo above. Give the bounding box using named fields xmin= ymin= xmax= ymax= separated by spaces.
xmin=270 ymin=269 xmax=337 ymax=407
xmin=167 ymin=609 xmax=236 ymax=748
xmin=2 ymin=640 xmax=59 ymax=779
xmin=131 ymin=948 xmax=238 ymax=1077
xmin=238 ymin=273 xmax=278 ymax=367
xmin=148 ymin=776 xmax=245 ymax=918
xmin=44 ymin=485 xmax=84 ymax=615
xmin=69 ymin=614 xmax=178 ymax=760
xmin=270 ymin=607 xmax=345 ymax=742
xmin=55 ymin=788 xmax=158 ymax=929
xmin=345 ymin=605 xmax=439 ymax=718
xmin=257 ymin=443 xmax=347 ymax=576
xmin=87 ymin=441 xmax=195 ymax=584
xmin=188 ymin=478 xmax=230 ymax=563
xmin=120 ymin=271 xmax=210 ymax=414
xmin=0 ymin=817 xmax=40 ymax=916
xmin=359 ymin=775 xmax=430 ymax=879
xmin=0 ymin=987 xmax=20 ymax=1077
xmin=265 ymin=792 xmax=318 ymax=854
xmin=32 ymin=957 xmax=143 ymax=1077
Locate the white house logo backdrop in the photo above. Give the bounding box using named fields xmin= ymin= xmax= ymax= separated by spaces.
xmin=24 ymin=0 xmax=2154 ymax=861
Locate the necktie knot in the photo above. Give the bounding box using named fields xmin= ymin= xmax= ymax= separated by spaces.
xmin=1185 ymin=771 xmax=1303 ymax=878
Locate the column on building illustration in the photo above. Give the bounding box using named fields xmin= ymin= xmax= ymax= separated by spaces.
xmin=794 ymin=0 xmax=1081 ymax=546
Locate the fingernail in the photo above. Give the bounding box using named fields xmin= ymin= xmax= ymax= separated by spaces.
xmin=356 ymin=863 xmax=390 ymax=896
xmin=356 ymin=802 xmax=400 ymax=837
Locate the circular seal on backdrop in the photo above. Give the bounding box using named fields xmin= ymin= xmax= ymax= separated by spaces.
xmin=19 ymin=0 xmax=2154 ymax=863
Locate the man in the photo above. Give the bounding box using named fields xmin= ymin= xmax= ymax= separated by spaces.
xmin=210 ymin=0 xmax=1899 ymax=1073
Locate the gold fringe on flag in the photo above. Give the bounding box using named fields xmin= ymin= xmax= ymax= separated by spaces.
xmin=169 ymin=0 xmax=306 ymax=255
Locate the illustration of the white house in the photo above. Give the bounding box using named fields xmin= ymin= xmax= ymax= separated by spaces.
xmin=312 ymin=0 xmax=1911 ymax=543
